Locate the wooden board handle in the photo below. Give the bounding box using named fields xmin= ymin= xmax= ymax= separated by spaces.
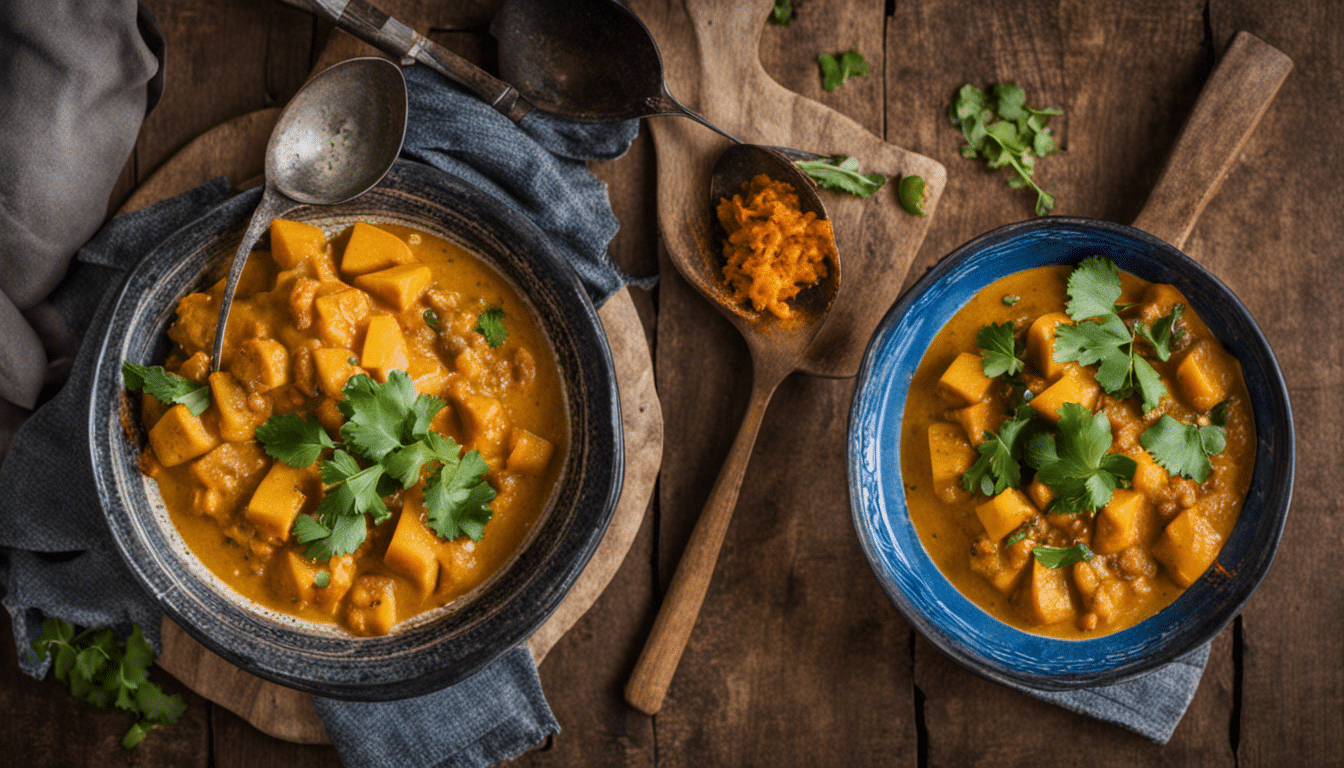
xmin=1130 ymin=31 xmax=1291 ymax=249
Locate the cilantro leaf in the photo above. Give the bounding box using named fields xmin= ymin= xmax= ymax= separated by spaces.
xmin=1032 ymin=541 xmax=1095 ymax=568
xmin=477 ymin=308 xmax=507 ymax=348
xmin=1064 ymin=256 xmax=1123 ymax=321
xmin=1139 ymin=414 xmax=1225 ymax=482
xmin=1134 ymin=303 xmax=1184 ymax=361
xmin=301 ymin=513 xmax=369 ymax=561
xmin=962 ymin=404 xmax=1037 ymax=496
xmin=314 ymin=571 xmax=331 ymax=588
xmin=818 ymin=50 xmax=868 ymax=91
xmin=425 ymin=449 xmax=496 ymax=541
xmin=977 ymin=322 xmax=1025 ymax=378
xmin=314 ymin=450 xmax=390 ymax=526
xmin=949 ymin=82 xmax=1061 ymax=214
xmin=255 ymin=413 xmax=336 ymax=467
xmin=338 ymin=371 xmax=419 ymax=460
xmin=1030 ymin=403 xmax=1136 ymax=513
xmin=1003 ymin=529 xmax=1029 ymax=547
xmin=770 ymin=0 xmax=792 ymax=25
xmin=422 ymin=308 xmax=441 ymax=331
xmin=794 ymin=156 xmax=887 ymax=197
xmin=1002 ymin=295 xmax=1020 ymax=306
xmin=122 ymin=361 xmax=210 ymax=416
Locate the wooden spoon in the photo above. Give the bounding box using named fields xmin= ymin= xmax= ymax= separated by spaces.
xmin=624 ymin=144 xmax=840 ymax=715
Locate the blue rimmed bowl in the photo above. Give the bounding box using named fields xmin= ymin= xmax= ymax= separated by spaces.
xmin=847 ymin=217 xmax=1293 ymax=689
xmin=89 ymin=160 xmax=623 ymax=700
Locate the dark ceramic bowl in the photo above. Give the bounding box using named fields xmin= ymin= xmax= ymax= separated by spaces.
xmin=89 ymin=160 xmax=623 ymax=700
xmin=847 ymin=217 xmax=1293 ymax=690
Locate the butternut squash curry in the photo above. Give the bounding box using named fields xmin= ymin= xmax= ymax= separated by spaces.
xmin=901 ymin=257 xmax=1254 ymax=638
xmin=127 ymin=219 xmax=565 ymax=636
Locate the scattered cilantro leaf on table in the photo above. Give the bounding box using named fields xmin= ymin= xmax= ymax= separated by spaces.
xmin=962 ymin=404 xmax=1038 ymax=496
xmin=1139 ymin=413 xmax=1226 ymax=482
xmin=818 ymin=50 xmax=868 ymax=91
xmin=770 ymin=0 xmax=793 ymax=25
xmin=477 ymin=308 xmax=507 ymax=348
xmin=255 ymin=413 xmax=335 ymax=467
xmin=794 ymin=156 xmax=887 ymax=197
xmin=1033 ymin=541 xmax=1095 ymax=568
xmin=1026 ymin=402 xmax=1136 ymax=513
xmin=121 ymin=361 xmax=210 ymax=416
xmin=977 ymin=321 xmax=1026 ymax=378
xmin=948 ymin=82 xmax=1062 ymax=214
xmin=32 ymin=620 xmax=185 ymax=749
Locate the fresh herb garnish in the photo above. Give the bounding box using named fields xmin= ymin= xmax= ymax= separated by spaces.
xmin=122 ymin=361 xmax=211 ymax=416
xmin=818 ymin=50 xmax=868 ymax=91
xmin=31 ymin=620 xmax=185 ymax=748
xmin=423 ymin=308 xmax=440 ymax=331
xmin=1134 ymin=303 xmax=1184 ymax=361
xmin=770 ymin=0 xmax=793 ymax=25
xmin=1032 ymin=541 xmax=1095 ymax=568
xmin=1025 ymin=402 xmax=1136 ymax=513
xmin=313 ymin=571 xmax=331 ymax=588
xmin=1002 ymin=295 xmax=1020 ymax=306
xmin=1139 ymin=413 xmax=1227 ymax=483
xmin=898 ymin=174 xmax=928 ymax=216
xmin=948 ymin=83 xmax=1062 ymax=215
xmin=794 ymin=156 xmax=887 ymax=197
xmin=1003 ymin=528 xmax=1029 ymax=547
xmin=254 ymin=413 xmax=335 ymax=468
xmin=977 ymin=321 xmax=1026 ymax=379
xmin=962 ymin=404 xmax=1038 ymax=496
xmin=477 ymin=308 xmax=507 ymax=348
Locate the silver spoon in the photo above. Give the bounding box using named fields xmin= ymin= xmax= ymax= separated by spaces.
xmin=209 ymin=57 xmax=407 ymax=372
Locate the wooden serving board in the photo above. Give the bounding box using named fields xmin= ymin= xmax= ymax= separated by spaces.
xmin=122 ymin=104 xmax=663 ymax=745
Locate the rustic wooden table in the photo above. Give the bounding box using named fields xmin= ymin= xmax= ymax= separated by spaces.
xmin=2 ymin=0 xmax=1339 ymax=765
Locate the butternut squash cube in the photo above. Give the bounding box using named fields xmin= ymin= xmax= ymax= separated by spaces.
xmin=229 ymin=338 xmax=289 ymax=391
xmin=140 ymin=392 xmax=168 ymax=431
xmin=1138 ymin=283 xmax=1187 ymax=325
xmin=928 ymin=422 xmax=976 ymax=503
xmin=269 ymin=219 xmax=329 ymax=270
xmin=975 ymin=488 xmax=1038 ymax=543
xmin=314 ymin=288 xmax=372 ymax=349
xmin=1094 ymin=488 xmax=1151 ymax=555
xmin=952 ymin=400 xmax=1003 ymax=446
xmin=312 ymin=347 xmax=361 ymax=398
xmin=407 ymin=356 xmax=450 ymax=398
xmin=1026 ymin=477 xmax=1055 ymax=511
xmin=1175 ymin=341 xmax=1229 ymax=412
xmin=1025 ymin=311 xmax=1072 ymax=381
xmin=149 ymin=404 xmax=221 ymax=467
xmin=246 ymin=462 xmax=314 ymax=540
xmin=452 ymin=392 xmax=511 ymax=457
xmin=435 ymin=539 xmax=482 ymax=596
xmin=1029 ymin=368 xmax=1100 ymax=423
xmin=1024 ymin=557 xmax=1076 ymax=625
xmin=340 ymin=222 xmax=414 ymax=276
xmin=189 ymin=442 xmax=269 ymax=498
xmin=507 ymin=429 xmax=555 ymax=475
xmin=209 ymin=371 xmax=270 ymax=442
xmin=1131 ymin=450 xmax=1169 ymax=499
xmin=272 ymin=551 xmax=355 ymax=616
xmin=384 ymin=502 xmax=441 ymax=597
xmin=353 ymin=264 xmax=432 ymax=311
xmin=454 ymin=348 xmax=486 ymax=383
xmin=1152 ymin=508 xmax=1224 ymax=587
xmin=178 ymin=351 xmax=211 ymax=383
xmin=937 ymin=352 xmax=994 ymax=406
xmin=345 ymin=575 xmax=397 ymax=636
xmin=361 ymin=315 xmax=410 ymax=381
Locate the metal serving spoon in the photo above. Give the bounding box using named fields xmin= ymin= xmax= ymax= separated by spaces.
xmin=209 ymin=57 xmax=407 ymax=373
xmin=624 ymin=144 xmax=841 ymax=715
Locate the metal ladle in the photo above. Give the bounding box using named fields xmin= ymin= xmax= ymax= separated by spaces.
xmin=209 ymin=57 xmax=407 ymax=372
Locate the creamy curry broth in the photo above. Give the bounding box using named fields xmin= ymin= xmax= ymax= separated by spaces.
xmin=137 ymin=220 xmax=566 ymax=636
xmin=900 ymin=264 xmax=1254 ymax=638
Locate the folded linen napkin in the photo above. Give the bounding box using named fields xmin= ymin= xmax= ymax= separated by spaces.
xmin=0 ymin=57 xmax=639 ymax=768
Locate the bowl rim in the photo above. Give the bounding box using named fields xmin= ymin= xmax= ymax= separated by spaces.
xmin=89 ymin=160 xmax=624 ymax=700
xmin=846 ymin=215 xmax=1294 ymax=690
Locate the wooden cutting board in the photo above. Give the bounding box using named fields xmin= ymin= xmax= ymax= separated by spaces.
xmin=121 ymin=104 xmax=663 ymax=746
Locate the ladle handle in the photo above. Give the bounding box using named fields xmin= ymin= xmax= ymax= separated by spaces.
xmin=291 ymin=0 xmax=532 ymax=122
xmin=625 ymin=367 xmax=784 ymax=715
xmin=1130 ymin=32 xmax=1291 ymax=250
xmin=210 ymin=192 xmax=295 ymax=373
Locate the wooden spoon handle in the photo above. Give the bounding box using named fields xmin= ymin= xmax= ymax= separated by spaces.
xmin=625 ymin=371 xmax=781 ymax=715
xmin=1130 ymin=31 xmax=1291 ymax=250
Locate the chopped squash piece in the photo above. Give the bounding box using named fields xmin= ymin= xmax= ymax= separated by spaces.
xmin=140 ymin=392 xmax=168 ymax=430
xmin=928 ymin=422 xmax=976 ymax=504
xmin=189 ymin=442 xmax=269 ymax=499
xmin=454 ymin=348 xmax=486 ymax=383
xmin=975 ymin=488 xmax=1038 ymax=543
xmin=149 ymin=404 xmax=221 ymax=467
xmin=269 ymin=219 xmax=329 ymax=271
xmin=384 ymin=500 xmax=441 ymax=596
xmin=452 ymin=392 xmax=511 ymax=457
xmin=937 ymin=352 xmax=994 ymax=406
xmin=272 ymin=551 xmax=354 ymax=615
xmin=1026 ymin=477 xmax=1054 ymax=511
xmin=314 ymin=288 xmax=372 ymax=349
xmin=407 ymin=356 xmax=450 ymax=397
xmin=507 ymin=429 xmax=555 ymax=475
xmin=1138 ymin=283 xmax=1187 ymax=326
xmin=971 ymin=537 xmax=1033 ymax=594
xmin=1025 ymin=311 xmax=1072 ymax=381
xmin=1130 ymin=450 xmax=1169 ymax=499
xmin=1175 ymin=341 xmax=1230 ymax=412
xmin=229 ymin=338 xmax=290 ymax=391
xmin=312 ymin=347 xmax=361 ymax=398
xmin=1094 ymin=489 xmax=1152 ymax=555
xmin=435 ymin=539 xmax=482 ymax=596
xmin=354 ymin=264 xmax=432 ymax=311
xmin=340 ymin=222 xmax=414 ymax=276
xmin=178 ymin=351 xmax=211 ymax=383
xmin=246 ymin=462 xmax=316 ymax=540
xmin=1152 ymin=508 xmax=1224 ymax=587
xmin=209 ymin=371 xmax=271 ymax=442
xmin=1029 ymin=368 xmax=1100 ymax=423
xmin=952 ymin=400 xmax=1003 ymax=446
xmin=361 ymin=315 xmax=410 ymax=381
xmin=345 ymin=575 xmax=397 ymax=636
xmin=1023 ymin=557 xmax=1076 ymax=625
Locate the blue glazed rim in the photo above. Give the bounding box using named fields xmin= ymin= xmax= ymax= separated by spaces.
xmin=846 ymin=217 xmax=1294 ymax=690
xmin=89 ymin=160 xmax=624 ymax=700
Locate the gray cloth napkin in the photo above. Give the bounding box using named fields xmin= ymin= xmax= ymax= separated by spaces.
xmin=0 ymin=61 xmax=639 ymax=768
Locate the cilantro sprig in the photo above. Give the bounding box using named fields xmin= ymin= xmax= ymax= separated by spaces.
xmin=977 ymin=321 xmax=1026 ymax=379
xmin=1139 ymin=404 xmax=1228 ymax=483
xmin=818 ymin=50 xmax=868 ymax=91
xmin=477 ymin=308 xmax=507 ymax=348
xmin=32 ymin=620 xmax=186 ymax=748
xmin=949 ymin=83 xmax=1062 ymax=215
xmin=256 ymin=370 xmax=496 ymax=560
xmin=1025 ymin=402 xmax=1136 ymax=513
xmin=794 ymin=156 xmax=888 ymax=197
xmin=122 ymin=361 xmax=210 ymax=416
xmin=1033 ymin=541 xmax=1095 ymax=568
xmin=962 ymin=404 xmax=1039 ymax=496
